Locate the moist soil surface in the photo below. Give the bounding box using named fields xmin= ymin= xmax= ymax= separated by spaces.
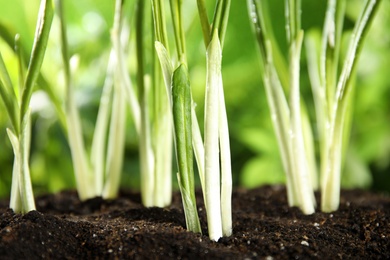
xmin=0 ymin=185 xmax=389 ymax=259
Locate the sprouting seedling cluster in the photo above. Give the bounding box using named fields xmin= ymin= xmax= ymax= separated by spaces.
xmin=0 ymin=0 xmax=233 ymax=242
xmin=248 ymin=0 xmax=382 ymax=213
xmin=153 ymin=0 xmax=232 ymax=241
xmin=0 ymin=0 xmax=53 ymax=214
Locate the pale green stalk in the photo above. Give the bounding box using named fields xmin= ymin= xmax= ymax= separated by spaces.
xmin=288 ymin=31 xmax=315 ymax=214
xmin=248 ymin=0 xmax=296 ymax=206
xmin=301 ymin=106 xmax=318 ymax=190
xmin=90 ymin=51 xmax=115 ymax=194
xmin=57 ymin=0 xmax=96 ymax=200
xmin=250 ymin=0 xmax=289 ymax=90
xmin=100 ymin=0 xmax=130 ymax=199
xmin=202 ymin=1 xmax=232 ymax=239
xmin=151 ymin=64 xmax=173 ymax=207
xmin=136 ymin=0 xmax=156 ymax=207
xmin=305 ymin=32 xmax=327 ymax=191
xmin=112 ymin=0 xmax=140 ymax=135
xmin=248 ymin=0 xmax=316 ymax=213
xmin=191 ymin=103 xmax=205 ymax=192
xmin=7 ymin=111 xmax=35 ymax=213
xmin=154 ymin=42 xmax=177 ymax=207
xmin=316 ymin=0 xmax=345 ymax=197
xmin=102 ymin=71 xmax=127 ymax=199
xmin=218 ymin=67 xmax=232 ymax=236
xmin=204 ymin=31 xmax=223 ymax=241
xmin=151 ymin=0 xmax=173 ymax=207
xmin=321 ymin=0 xmax=382 ymax=212
xmin=18 ymin=110 xmax=35 ymax=212
xmin=8 ymin=129 xmax=21 ymax=212
xmin=285 ymin=0 xmax=316 ymax=213
xmin=263 ymin=53 xmax=295 ymax=206
xmin=152 ymin=107 xmax=173 ymax=207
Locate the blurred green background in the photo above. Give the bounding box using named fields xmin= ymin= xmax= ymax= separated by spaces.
xmin=0 ymin=0 xmax=389 ymax=199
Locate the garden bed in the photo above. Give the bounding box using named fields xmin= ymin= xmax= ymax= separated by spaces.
xmin=1 ymin=185 xmax=389 ymax=259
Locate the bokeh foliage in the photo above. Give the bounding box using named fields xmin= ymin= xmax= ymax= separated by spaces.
xmin=1 ymin=0 xmax=389 ymax=199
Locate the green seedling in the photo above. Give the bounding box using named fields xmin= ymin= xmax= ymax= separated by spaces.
xmin=172 ymin=63 xmax=202 ymax=234
xmin=248 ymin=0 xmax=382 ymax=213
xmin=0 ymin=0 xmax=53 ymax=213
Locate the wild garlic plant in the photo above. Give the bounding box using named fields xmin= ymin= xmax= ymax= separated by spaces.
xmin=54 ymin=0 xmax=174 ymax=205
xmin=55 ymin=0 xmax=128 ymax=200
xmin=0 ymin=0 xmax=53 ymax=213
xmin=306 ymin=0 xmax=382 ymax=212
xmin=248 ymin=0 xmax=382 ymax=213
xmin=248 ymin=0 xmax=316 ymax=214
xmin=153 ymin=0 xmax=232 ymax=241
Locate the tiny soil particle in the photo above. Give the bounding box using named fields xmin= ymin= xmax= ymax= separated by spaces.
xmin=0 ymin=185 xmax=389 ymax=259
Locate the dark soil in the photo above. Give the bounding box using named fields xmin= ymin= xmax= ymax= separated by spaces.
xmin=0 ymin=185 xmax=389 ymax=259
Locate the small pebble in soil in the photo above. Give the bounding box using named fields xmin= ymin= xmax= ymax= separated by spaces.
xmin=301 ymin=241 xmax=309 ymax=247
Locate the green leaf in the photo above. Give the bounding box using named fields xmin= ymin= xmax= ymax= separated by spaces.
xmin=172 ymin=63 xmax=201 ymax=234
xmin=20 ymin=0 xmax=54 ymax=121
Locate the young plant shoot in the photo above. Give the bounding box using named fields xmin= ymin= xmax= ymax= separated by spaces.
xmin=57 ymin=0 xmax=128 ymax=200
xmin=0 ymin=0 xmax=54 ymax=213
xmin=154 ymin=0 xmax=232 ymax=240
xmin=248 ymin=0 xmax=382 ymax=214
xmin=306 ymin=0 xmax=383 ymax=212
xmin=248 ymin=0 xmax=316 ymax=214
xmin=134 ymin=0 xmax=173 ymax=207
xmin=204 ymin=30 xmax=229 ymax=240
xmin=197 ymin=0 xmax=233 ymax=240
xmin=172 ymin=64 xmax=202 ymax=234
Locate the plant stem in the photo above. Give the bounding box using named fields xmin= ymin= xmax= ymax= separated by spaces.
xmin=288 ymin=31 xmax=315 ymax=214
xmin=321 ymin=0 xmax=382 ymax=212
xmin=151 ymin=0 xmax=173 ymax=207
xmin=204 ymin=31 xmax=223 ymax=241
xmin=91 ymin=51 xmax=115 ymax=195
xmin=169 ymin=0 xmax=187 ymax=63
xmin=57 ymin=0 xmax=95 ymax=200
xmin=172 ymin=64 xmax=202 ymax=234
xmin=136 ymin=0 xmax=156 ymax=207
xmin=196 ymin=0 xmax=211 ymax=46
xmin=20 ymin=0 xmax=54 ymax=122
